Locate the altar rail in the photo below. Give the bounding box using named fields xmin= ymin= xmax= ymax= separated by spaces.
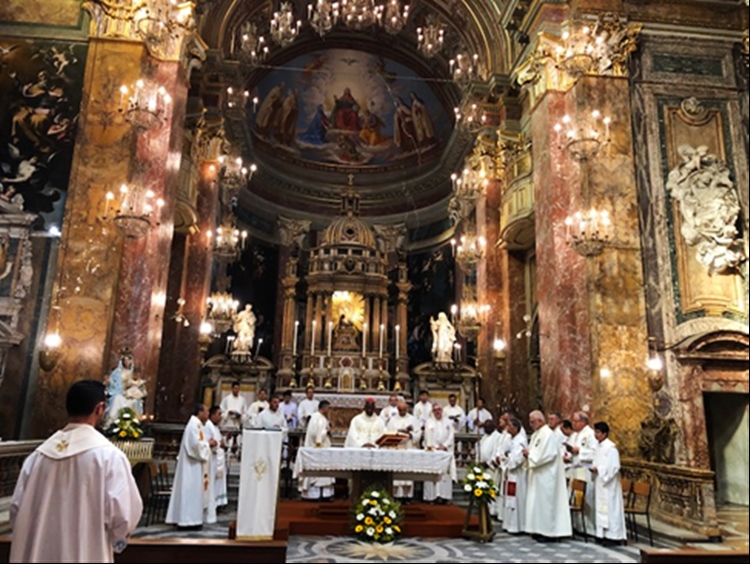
xmin=621 ymin=458 xmax=720 ymax=538
xmin=0 ymin=441 xmax=41 ymax=498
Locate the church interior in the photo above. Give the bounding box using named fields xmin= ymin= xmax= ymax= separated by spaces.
xmin=0 ymin=0 xmax=748 ymax=561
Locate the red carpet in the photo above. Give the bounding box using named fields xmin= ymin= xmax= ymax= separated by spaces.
xmin=277 ymin=500 xmax=475 ymax=538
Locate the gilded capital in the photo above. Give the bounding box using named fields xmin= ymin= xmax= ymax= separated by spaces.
xmin=278 ymin=217 xmax=311 ymax=248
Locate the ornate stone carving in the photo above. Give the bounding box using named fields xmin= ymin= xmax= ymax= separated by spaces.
xmin=277 ymin=216 xmax=311 ymax=248
xmin=638 ymin=411 xmax=679 ymax=464
xmin=372 ymin=223 xmax=407 ymax=254
xmin=666 ymin=143 xmax=746 ymax=275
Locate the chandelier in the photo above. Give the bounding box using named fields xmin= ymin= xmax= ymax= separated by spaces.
xmin=553 ymin=22 xmax=606 ymax=77
xmin=453 ymin=100 xmax=486 ymax=132
xmin=451 ymin=166 xmax=488 ymax=202
xmin=134 ymin=0 xmax=196 ymax=56
xmin=451 ymin=232 xmax=487 ymax=270
xmin=416 ymin=15 xmax=444 ymax=58
xmin=382 ymin=0 xmax=409 ymax=35
xmin=219 ymin=153 xmax=257 ymax=199
xmin=307 ymin=0 xmax=340 ymax=37
xmin=206 ymin=292 xmax=239 ymax=334
xmin=102 ymin=184 xmax=165 ymax=239
xmin=118 ymin=79 xmax=172 ymax=130
xmin=564 ymin=208 xmax=612 ymax=257
xmin=271 ymin=2 xmax=302 ymax=47
xmin=225 ymin=86 xmax=250 ymax=113
xmin=451 ymin=296 xmax=490 ymax=342
xmin=207 ymin=218 xmax=248 ymax=262
xmin=340 ymin=0 xmax=383 ymax=30
xmin=553 ymin=110 xmax=611 ymax=161
xmin=449 ymin=51 xmax=479 ymax=87
xmin=238 ymin=21 xmax=268 ymax=65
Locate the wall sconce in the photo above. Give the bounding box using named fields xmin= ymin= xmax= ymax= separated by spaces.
xmin=39 ymin=331 xmax=62 ymax=372
xmin=198 ymin=321 xmax=213 ymax=355
xmin=646 ymin=354 xmax=664 ymax=392
xmin=493 ymin=337 xmax=507 ymax=371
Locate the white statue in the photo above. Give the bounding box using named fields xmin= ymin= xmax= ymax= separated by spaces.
xmin=430 ymin=312 xmax=457 ymax=363
xmin=666 ymin=144 xmax=746 ymax=275
xmin=233 ymin=304 xmax=257 ymax=354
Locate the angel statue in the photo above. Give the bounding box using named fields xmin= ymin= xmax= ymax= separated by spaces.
xmin=430 ymin=312 xmax=456 ymax=363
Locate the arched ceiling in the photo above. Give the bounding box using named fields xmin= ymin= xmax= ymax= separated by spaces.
xmin=196 ymin=0 xmax=510 ymax=232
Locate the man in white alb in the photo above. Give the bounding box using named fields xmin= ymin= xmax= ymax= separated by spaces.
xmin=299 ymin=400 xmax=335 ymax=500
xmin=566 ymin=411 xmax=597 ymax=531
xmin=444 ymin=393 xmax=466 ymax=432
xmin=467 ymin=398 xmax=493 ymax=434
xmin=255 ymin=395 xmax=289 ymax=436
xmin=491 ymin=411 xmax=514 ymax=518
xmin=591 ymin=421 xmax=627 ymax=544
xmin=413 ymin=389 xmax=432 ymax=429
xmin=548 ymin=411 xmax=566 ymax=449
xmin=280 ymin=390 xmax=298 ymax=429
xmin=524 ymin=410 xmax=571 ymax=541
xmin=345 ymin=398 xmax=386 ymax=447
xmin=423 ymin=404 xmax=455 ymax=504
xmin=206 ymin=406 xmax=228 ymax=510
xmin=501 ymin=416 xmax=528 ymax=534
xmin=166 ymin=404 xmax=217 ymax=528
xmin=10 ymin=380 xmax=142 ymax=563
xmin=220 ymin=381 xmax=247 ymax=430
xmin=297 ymin=386 xmax=319 ymax=429
xmin=379 ymin=393 xmax=400 ymax=425
xmin=386 ymin=400 xmax=421 ymax=501
xmin=246 ymin=388 xmax=270 ymax=424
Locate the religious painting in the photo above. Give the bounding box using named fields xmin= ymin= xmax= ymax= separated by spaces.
xmin=248 ymin=49 xmax=452 ymax=171
xmin=0 ymin=38 xmax=87 ymax=229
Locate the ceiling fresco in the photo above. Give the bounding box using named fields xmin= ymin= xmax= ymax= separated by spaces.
xmin=248 ymin=48 xmax=454 ymax=173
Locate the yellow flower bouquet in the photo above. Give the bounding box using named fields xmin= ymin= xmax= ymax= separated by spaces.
xmin=106 ymin=407 xmax=144 ymax=441
xmin=352 ymin=486 xmax=403 ymax=543
xmin=462 ymin=464 xmax=499 ymax=505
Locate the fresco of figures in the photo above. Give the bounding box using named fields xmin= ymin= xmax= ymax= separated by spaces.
xmin=0 ymin=39 xmax=86 ymax=228
xmin=249 ymin=49 xmax=451 ymax=168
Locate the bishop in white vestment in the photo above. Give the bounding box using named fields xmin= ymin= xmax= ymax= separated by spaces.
xmin=502 ymin=417 xmax=528 ymax=534
xmin=10 ymin=381 xmax=142 ymax=563
xmin=166 ymin=405 xmax=216 ymax=527
xmin=386 ymin=401 xmax=421 ymax=499
xmin=297 ymin=387 xmax=319 ymax=429
xmin=299 ymin=401 xmax=336 ymax=500
xmin=423 ymin=404 xmax=456 ymax=503
xmin=345 ymin=399 xmax=386 ymax=447
xmin=591 ymin=422 xmax=627 ymax=542
xmin=207 ymin=407 xmax=228 ymax=508
xmin=524 ymin=411 xmax=572 ymax=540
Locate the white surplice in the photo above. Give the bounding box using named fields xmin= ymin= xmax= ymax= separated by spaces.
xmin=166 ymin=415 xmax=213 ymax=527
xmin=345 ymin=412 xmax=386 ymax=447
xmin=570 ymin=425 xmax=597 ymax=530
xmin=593 ymin=438 xmax=627 ymax=541
xmin=444 ymin=404 xmax=466 ymax=432
xmin=220 ymin=393 xmax=247 ymax=429
xmin=205 ymin=420 xmax=228 ymax=507
xmin=466 ymin=407 xmax=493 ymax=433
xmin=299 ymin=411 xmax=335 ymax=499
xmin=386 ymin=413 xmax=421 ymax=498
xmin=297 ymin=398 xmax=319 ymax=428
xmin=502 ymin=431 xmax=528 ymax=533
xmin=10 ymin=424 xmax=142 ymax=563
xmin=423 ymin=417 xmax=455 ymax=501
xmin=413 ymin=401 xmax=433 ymax=429
xmin=525 ymin=424 xmax=572 ymax=538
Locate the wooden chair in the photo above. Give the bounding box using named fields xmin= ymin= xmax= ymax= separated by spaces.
xmin=144 ymin=462 xmax=172 ymax=526
xmin=621 ymin=477 xmax=632 ymax=509
xmin=569 ymin=478 xmax=588 ymax=543
xmin=624 ymin=480 xmax=653 ymax=546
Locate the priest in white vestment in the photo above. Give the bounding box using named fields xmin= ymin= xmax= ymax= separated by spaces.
xmin=297 ymin=386 xmax=319 ymax=429
xmin=413 ymin=390 xmax=433 ymax=430
xmin=166 ymin=404 xmax=217 ymax=527
xmin=591 ymin=421 xmax=627 ymax=543
xmin=345 ymin=398 xmax=386 ymax=447
xmin=567 ymin=411 xmax=597 ymax=531
xmin=280 ymin=390 xmax=298 ymax=429
xmin=299 ymin=400 xmax=335 ymax=500
xmin=444 ymin=394 xmax=466 ymax=432
xmin=255 ymin=396 xmax=289 ymax=435
xmin=467 ymin=398 xmax=493 ymax=434
xmin=207 ymin=406 xmax=228 ymax=509
xmin=246 ymin=388 xmax=270 ymax=424
xmin=548 ymin=411 xmax=567 ymax=449
xmin=10 ymin=380 xmax=142 ymax=563
xmin=220 ymin=381 xmax=247 ymax=429
xmin=491 ymin=414 xmax=514 ymax=517
xmin=524 ymin=410 xmax=572 ymax=540
xmin=423 ymin=404 xmax=456 ymax=503
xmin=386 ymin=401 xmax=421 ymax=500
xmin=501 ymin=417 xmax=528 ymax=534
xmin=379 ymin=394 xmax=400 ymax=425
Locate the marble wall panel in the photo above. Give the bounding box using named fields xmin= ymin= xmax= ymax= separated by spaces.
xmin=0 ymin=0 xmax=81 ymax=27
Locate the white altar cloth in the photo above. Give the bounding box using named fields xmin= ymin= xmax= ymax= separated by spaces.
xmin=293 ymin=447 xmax=456 ymax=482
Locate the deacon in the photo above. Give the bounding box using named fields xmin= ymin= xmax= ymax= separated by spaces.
xmin=280 ymin=389 xmax=298 ymax=429
xmin=524 ymin=410 xmax=571 ymax=541
xmin=566 ymin=411 xmax=597 ymax=531
xmin=379 ymin=393 xmax=400 ymax=425
xmin=423 ymin=404 xmax=456 ymax=504
xmin=591 ymin=421 xmax=627 ymax=544
xmin=413 ymin=389 xmax=432 ymax=429
xmin=166 ymin=404 xmax=217 ymax=528
xmin=10 ymin=380 xmax=142 ymax=563
xmin=299 ymin=400 xmax=335 ymax=500
xmin=246 ymin=388 xmax=270 ymax=423
xmin=501 ymin=417 xmax=528 ymax=534
xmin=386 ymin=400 xmax=422 ymax=501
xmin=297 ymin=386 xmax=319 ymax=429
xmin=206 ymin=406 xmax=228 ymax=510
xmin=345 ymin=398 xmax=386 ymax=447
xmin=444 ymin=393 xmax=466 ymax=432
xmin=467 ymin=398 xmax=493 ymax=434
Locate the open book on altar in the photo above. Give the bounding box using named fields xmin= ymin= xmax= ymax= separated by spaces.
xmin=375 ymin=431 xmax=410 ymax=448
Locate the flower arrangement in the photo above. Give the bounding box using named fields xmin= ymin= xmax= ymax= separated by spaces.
xmin=462 ymin=464 xmax=499 ymax=505
xmin=106 ymin=407 xmax=144 ymax=441
xmin=352 ymin=486 xmax=403 ymax=543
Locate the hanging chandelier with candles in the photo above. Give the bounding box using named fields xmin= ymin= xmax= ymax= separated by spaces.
xmin=553 ymin=22 xmax=606 ymax=77
xmin=449 ymin=51 xmax=480 ymax=88
xmin=451 ymin=232 xmax=487 ymax=271
xmin=453 ymin=99 xmax=487 ymax=132
xmin=307 ymin=0 xmax=340 ymax=37
xmin=451 ymin=294 xmax=490 ymax=342
xmin=102 ymin=184 xmax=166 ymax=239
xmin=206 ymin=292 xmax=239 ymax=334
xmin=340 ymin=0 xmax=383 ymax=30
xmin=118 ymin=78 xmax=172 ymax=130
xmin=382 ymin=0 xmax=409 ymax=35
xmin=553 ymin=110 xmax=611 ymax=162
xmin=564 ymin=208 xmax=612 ymax=257
xmin=416 ymin=15 xmax=444 ymax=58
xmin=238 ymin=21 xmax=268 ymax=65
xmin=133 ymin=0 xmax=196 ymax=59
xmin=218 ymin=153 xmax=257 ymax=199
xmin=207 ymin=217 xmax=248 ymax=262
xmin=225 ymin=85 xmax=250 ymax=115
xmin=270 ymin=2 xmax=302 ymax=47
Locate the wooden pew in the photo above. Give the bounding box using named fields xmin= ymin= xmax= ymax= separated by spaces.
xmin=640 ymin=547 xmax=750 ymax=564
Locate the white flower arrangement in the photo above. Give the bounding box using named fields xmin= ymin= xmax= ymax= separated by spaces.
xmin=352 ymin=486 xmax=403 ymax=543
xmin=462 ymin=464 xmax=499 ymax=505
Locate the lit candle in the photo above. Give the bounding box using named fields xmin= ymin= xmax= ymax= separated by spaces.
xmin=311 ymin=320 xmax=316 ymax=357
xmin=379 ymin=323 xmax=384 ymax=359
xmin=327 ymin=321 xmax=333 ymax=357
xmin=104 ymin=191 xmax=114 ymax=218
xmin=362 ymin=322 xmax=368 ymax=357
xmin=292 ymin=320 xmax=299 ymax=356
xmin=253 ymin=97 xmax=259 ymax=113
xmin=395 ymin=324 xmax=400 ymax=358
xmin=254 ymin=337 xmax=263 ymax=358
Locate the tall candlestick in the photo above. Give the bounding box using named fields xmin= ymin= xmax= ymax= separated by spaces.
xmin=311 ymin=320 xmax=316 ymax=357
xmin=379 ymin=324 xmax=384 ymax=359
xmin=292 ymin=320 xmax=299 ymax=356
xmin=395 ymin=324 xmax=400 ymax=359
xmin=362 ymin=322 xmax=368 ymax=357
xmin=327 ymin=321 xmax=333 ymax=357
